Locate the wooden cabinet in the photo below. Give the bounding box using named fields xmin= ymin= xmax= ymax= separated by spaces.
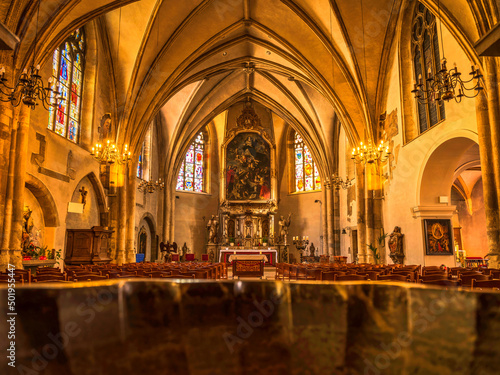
xmin=65 ymin=226 xmax=113 ymax=265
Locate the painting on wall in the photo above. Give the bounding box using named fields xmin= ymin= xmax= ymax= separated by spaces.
xmin=226 ymin=132 xmax=271 ymax=201
xmin=424 ymin=219 xmax=454 ymax=255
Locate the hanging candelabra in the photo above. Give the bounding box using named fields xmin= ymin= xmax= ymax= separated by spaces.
xmin=411 ymin=59 xmax=483 ymax=103
xmin=138 ymin=179 xmax=164 ymax=193
xmin=331 ymin=173 xmax=354 ymax=190
xmin=0 ymin=0 xmax=64 ymax=110
xmin=90 ymin=140 xmax=131 ymax=164
xmin=351 ymin=140 xmax=390 ymax=164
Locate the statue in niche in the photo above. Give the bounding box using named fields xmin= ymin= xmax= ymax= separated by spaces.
xmin=138 ymin=228 xmax=147 ymax=255
xmin=79 ymin=186 xmax=88 ymax=209
xmin=207 ymin=215 xmax=219 ymax=244
xmin=98 ymin=113 xmax=113 ymax=142
xmin=278 ymin=213 xmax=292 ymax=243
xmin=388 ymin=226 xmax=405 ymax=264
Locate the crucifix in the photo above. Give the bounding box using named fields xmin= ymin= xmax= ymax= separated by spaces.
xmin=79 ymin=186 xmax=88 ymax=209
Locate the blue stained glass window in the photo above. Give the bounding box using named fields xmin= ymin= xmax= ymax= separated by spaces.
xmin=48 ymin=29 xmax=85 ymax=143
xmin=177 ymin=130 xmax=206 ymax=193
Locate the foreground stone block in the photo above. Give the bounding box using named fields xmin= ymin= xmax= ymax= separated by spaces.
xmin=1 ymin=280 xmax=500 ymax=375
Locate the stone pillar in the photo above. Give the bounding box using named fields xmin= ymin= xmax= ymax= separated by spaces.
xmin=476 ymin=64 xmax=500 ymax=267
xmin=163 ymin=181 xmax=172 ymax=242
xmin=322 ymin=188 xmax=328 ymax=255
xmin=9 ymin=104 xmax=30 ymax=269
xmin=355 ymin=163 xmax=367 ymax=263
xmin=107 ymin=165 xmax=119 ymax=263
xmin=115 ymin=164 xmax=127 ymax=265
xmin=125 ymin=162 xmax=136 ymax=263
xmin=333 ymin=187 xmax=341 ymax=256
xmin=0 ymin=104 xmax=16 ymax=271
xmin=325 ymin=179 xmax=335 ymax=257
xmin=365 ymin=161 xmax=384 ymax=264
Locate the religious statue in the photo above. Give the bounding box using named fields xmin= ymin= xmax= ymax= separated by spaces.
xmin=388 ymin=226 xmax=405 ymax=264
xmin=278 ymin=213 xmax=292 ymax=244
xmin=181 ymin=242 xmax=189 ymax=256
xmin=79 ymin=186 xmax=88 ymax=209
xmin=309 ymin=243 xmax=316 ymax=257
xmin=207 ymin=215 xmax=219 ymax=244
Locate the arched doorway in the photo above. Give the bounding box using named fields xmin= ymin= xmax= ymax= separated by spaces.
xmin=419 ymin=137 xmax=486 ymax=266
xmin=137 ymin=213 xmax=157 ymax=261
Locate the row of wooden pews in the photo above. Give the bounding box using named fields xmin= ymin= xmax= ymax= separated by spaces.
xmin=0 ymin=261 xmax=228 ymax=284
xmin=274 ymin=263 xmax=500 ymax=290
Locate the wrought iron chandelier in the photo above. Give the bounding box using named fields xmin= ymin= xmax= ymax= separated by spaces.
xmin=411 ymin=0 xmax=483 ymax=103
xmin=351 ymin=140 xmax=390 ymax=164
xmin=91 ymin=140 xmax=131 ymax=165
xmin=0 ymin=0 xmax=63 ymax=110
xmin=138 ymin=179 xmax=164 ymax=193
xmin=331 ymin=173 xmax=354 ymax=190
xmin=411 ymin=59 xmax=483 ymax=103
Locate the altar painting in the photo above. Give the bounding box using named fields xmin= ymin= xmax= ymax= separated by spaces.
xmin=226 ymin=132 xmax=271 ymax=200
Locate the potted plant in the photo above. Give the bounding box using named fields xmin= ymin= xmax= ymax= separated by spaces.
xmin=229 ymin=237 xmax=235 ymax=246
xmin=262 ymin=237 xmax=268 ymax=246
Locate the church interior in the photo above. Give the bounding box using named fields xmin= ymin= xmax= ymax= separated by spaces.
xmin=2 ymin=0 xmax=500 ymax=374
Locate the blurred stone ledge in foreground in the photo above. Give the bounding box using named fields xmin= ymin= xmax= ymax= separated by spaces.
xmin=1 ymin=280 xmax=499 ymax=375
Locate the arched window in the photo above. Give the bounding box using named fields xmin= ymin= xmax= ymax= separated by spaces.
xmin=293 ymin=131 xmax=321 ymax=192
xmin=48 ymin=28 xmax=85 ymax=143
xmin=176 ymin=131 xmax=206 ymax=192
xmin=412 ymin=2 xmax=445 ymax=133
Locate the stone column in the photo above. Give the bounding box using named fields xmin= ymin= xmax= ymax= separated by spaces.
xmin=0 ymin=104 xmax=16 ymax=271
xmin=476 ymin=64 xmax=500 ymax=267
xmin=107 ymin=165 xmax=119 ymax=263
xmin=355 ymin=163 xmax=367 ymax=263
xmin=365 ymin=161 xmax=384 ymax=264
xmin=125 ymin=162 xmax=136 ymax=263
xmin=333 ymin=187 xmax=341 ymax=256
xmin=325 ymin=179 xmax=335 ymax=257
xmin=115 ymin=164 xmax=127 ymax=265
xmin=9 ymin=104 xmax=31 ymax=269
xmin=163 ymin=181 xmax=172 ymax=242
xmin=322 ymin=188 xmax=328 ymax=255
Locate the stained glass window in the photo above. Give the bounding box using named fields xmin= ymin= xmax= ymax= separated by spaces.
xmin=177 ymin=131 xmax=206 ymax=193
xmin=412 ymin=2 xmax=445 ymax=133
xmin=48 ymin=29 xmax=85 ymax=143
xmin=294 ymin=132 xmax=320 ymax=192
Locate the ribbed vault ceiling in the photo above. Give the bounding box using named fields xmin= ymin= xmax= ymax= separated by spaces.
xmin=1 ymin=0 xmax=493 ymax=177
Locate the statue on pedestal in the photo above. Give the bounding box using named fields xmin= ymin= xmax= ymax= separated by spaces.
xmin=309 ymin=243 xmax=316 ymax=257
xmin=207 ymin=215 xmax=219 ymax=244
xmin=388 ymin=226 xmax=405 ymax=264
xmin=278 ymin=213 xmax=291 ymax=244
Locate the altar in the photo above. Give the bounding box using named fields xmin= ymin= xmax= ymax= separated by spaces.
xmin=219 ymin=248 xmax=278 ymax=265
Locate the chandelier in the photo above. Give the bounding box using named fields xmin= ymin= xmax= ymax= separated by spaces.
xmin=0 ymin=0 xmax=63 ymax=110
xmin=351 ymin=140 xmax=390 ymax=164
xmin=331 ymin=173 xmax=354 ymax=190
xmin=91 ymin=140 xmax=131 ymax=165
xmin=411 ymin=59 xmax=483 ymax=103
xmin=138 ymin=179 xmax=164 ymax=193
